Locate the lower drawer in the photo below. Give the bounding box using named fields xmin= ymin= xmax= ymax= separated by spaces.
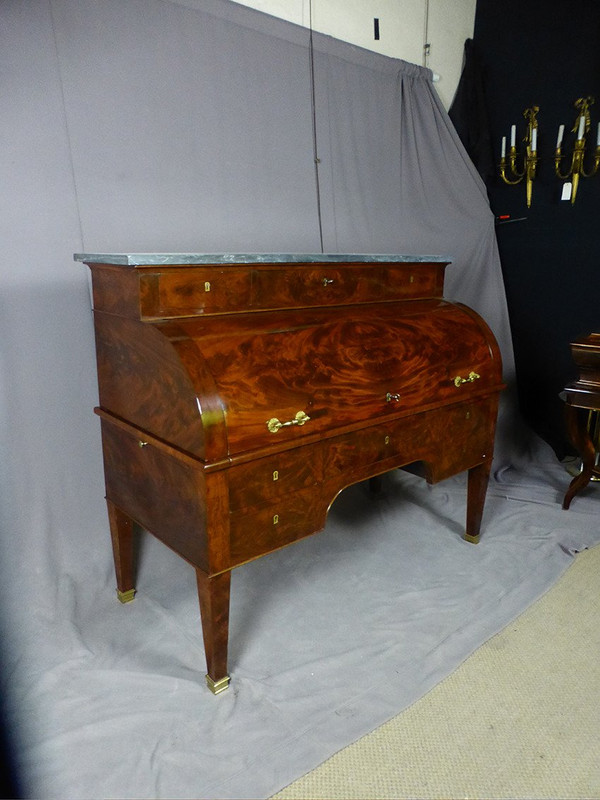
xmin=229 ymin=486 xmax=327 ymax=566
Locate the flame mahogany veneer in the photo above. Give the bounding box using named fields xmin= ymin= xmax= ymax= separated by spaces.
xmin=79 ymin=253 xmax=504 ymax=694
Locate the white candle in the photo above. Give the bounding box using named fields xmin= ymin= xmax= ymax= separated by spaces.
xmin=531 ymin=128 xmax=537 ymax=152
xmin=578 ymin=114 xmax=585 ymax=140
xmin=556 ymin=124 xmax=564 ymax=149
xmin=501 ymin=136 xmax=506 ymax=158
xmin=596 ymin=122 xmax=600 ymax=147
xmin=510 ymin=125 xmax=516 ymax=147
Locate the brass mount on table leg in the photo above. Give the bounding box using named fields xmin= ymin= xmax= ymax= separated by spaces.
xmin=206 ymin=674 xmax=231 ymax=695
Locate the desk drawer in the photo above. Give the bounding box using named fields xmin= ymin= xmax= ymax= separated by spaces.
xmin=323 ymin=398 xmax=496 ymax=481
xmin=324 ymin=425 xmax=399 ymax=474
xmin=228 ymin=447 xmax=322 ymax=512
xmin=229 ymin=486 xmax=326 ymax=566
xmin=140 ymin=268 xmax=252 ymax=318
xmin=379 ymin=263 xmax=444 ymax=300
xmin=252 ymin=266 xmax=373 ymax=308
xmin=251 ymin=263 xmax=445 ymax=310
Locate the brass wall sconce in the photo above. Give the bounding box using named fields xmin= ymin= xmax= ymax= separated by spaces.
xmin=499 ymin=106 xmax=539 ymax=207
xmin=554 ymin=96 xmax=600 ymax=203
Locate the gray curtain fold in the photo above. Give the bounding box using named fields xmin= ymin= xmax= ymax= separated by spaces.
xmin=50 ymin=0 xmax=321 ymax=252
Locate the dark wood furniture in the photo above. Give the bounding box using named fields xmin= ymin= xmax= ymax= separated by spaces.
xmin=562 ymin=332 xmax=600 ymax=509
xmin=77 ymin=252 xmax=504 ymax=694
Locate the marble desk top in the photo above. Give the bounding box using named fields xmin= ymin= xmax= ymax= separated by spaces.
xmin=74 ymin=252 xmax=451 ymax=266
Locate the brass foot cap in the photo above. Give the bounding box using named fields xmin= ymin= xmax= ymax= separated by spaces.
xmin=117 ymin=588 xmax=136 ymax=603
xmin=206 ymin=674 xmax=230 ymax=695
xmin=463 ymin=532 xmax=480 ymax=544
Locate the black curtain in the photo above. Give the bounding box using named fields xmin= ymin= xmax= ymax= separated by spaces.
xmin=469 ymin=0 xmax=600 ymax=458
xmin=448 ymin=38 xmax=495 ymax=192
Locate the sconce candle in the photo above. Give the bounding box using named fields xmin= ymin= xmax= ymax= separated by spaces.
xmin=501 ymin=136 xmax=506 ymax=158
xmin=556 ymin=124 xmax=564 ymax=149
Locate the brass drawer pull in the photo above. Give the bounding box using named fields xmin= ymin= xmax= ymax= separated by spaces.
xmin=322 ymin=277 xmax=334 ymax=286
xmin=453 ymin=371 xmax=480 ymax=388
xmin=385 ymin=392 xmax=401 ymax=403
xmin=267 ymin=410 xmax=311 ymax=434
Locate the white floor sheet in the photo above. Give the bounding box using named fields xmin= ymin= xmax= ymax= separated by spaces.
xmin=5 ymin=440 xmax=599 ymax=799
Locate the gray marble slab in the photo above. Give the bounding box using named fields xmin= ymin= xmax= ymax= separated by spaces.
xmin=74 ymin=252 xmax=451 ymax=266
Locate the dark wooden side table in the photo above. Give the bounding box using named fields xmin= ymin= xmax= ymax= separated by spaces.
xmin=562 ymin=333 xmax=600 ymax=509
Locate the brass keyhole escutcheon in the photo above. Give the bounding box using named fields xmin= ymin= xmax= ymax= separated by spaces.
xmin=273 ymin=514 xmax=279 ymax=525
xmin=273 ymin=470 xmax=279 ymax=481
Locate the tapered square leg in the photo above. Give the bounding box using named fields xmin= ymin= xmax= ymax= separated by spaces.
xmin=106 ymin=500 xmax=136 ymax=602
xmin=464 ymin=460 xmax=492 ymax=543
xmin=196 ymin=569 xmax=231 ymax=693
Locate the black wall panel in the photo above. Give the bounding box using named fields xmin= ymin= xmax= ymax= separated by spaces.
xmin=472 ymin=0 xmax=600 ymax=456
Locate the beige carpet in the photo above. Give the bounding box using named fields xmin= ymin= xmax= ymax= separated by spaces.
xmin=273 ymin=542 xmax=600 ymax=799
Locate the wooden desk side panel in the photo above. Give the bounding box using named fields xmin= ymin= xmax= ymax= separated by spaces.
xmin=89 ymin=263 xmax=142 ymax=318
xmin=100 ymin=418 xmax=210 ymax=570
xmin=94 ymin=311 xmax=227 ymax=460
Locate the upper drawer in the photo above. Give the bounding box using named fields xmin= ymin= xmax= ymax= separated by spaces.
xmin=139 ymin=268 xmax=252 ymax=318
xmin=251 ymin=263 xmax=445 ymax=310
xmin=89 ymin=260 xmax=447 ymax=319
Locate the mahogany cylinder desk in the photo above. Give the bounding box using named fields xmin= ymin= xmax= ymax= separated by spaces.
xmin=77 ymin=252 xmax=504 ymax=693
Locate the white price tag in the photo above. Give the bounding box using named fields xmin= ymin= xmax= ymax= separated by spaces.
xmin=561 ymin=182 xmax=572 ymax=201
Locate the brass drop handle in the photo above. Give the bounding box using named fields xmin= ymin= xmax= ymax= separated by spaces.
xmin=267 ymin=410 xmax=311 ymax=434
xmin=453 ymin=371 xmax=480 ymax=388
xmin=385 ymin=392 xmax=401 ymax=403
xmin=322 ymin=277 xmax=334 ymax=286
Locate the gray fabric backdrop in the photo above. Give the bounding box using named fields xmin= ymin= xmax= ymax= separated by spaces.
xmin=3 ymin=2 xmax=590 ymax=799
